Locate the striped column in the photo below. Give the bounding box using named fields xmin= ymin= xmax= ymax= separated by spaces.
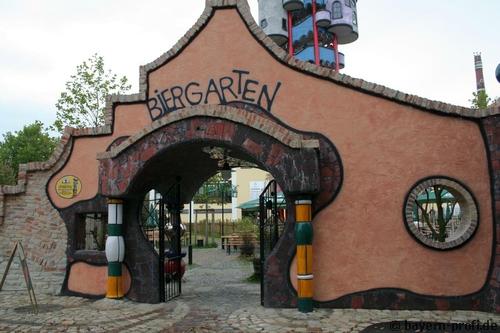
xmin=295 ymin=199 xmax=313 ymax=313
xmin=106 ymin=198 xmax=125 ymax=299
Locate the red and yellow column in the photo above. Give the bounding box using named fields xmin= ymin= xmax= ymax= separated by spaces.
xmin=106 ymin=198 xmax=125 ymax=298
xmin=295 ymin=199 xmax=313 ymax=313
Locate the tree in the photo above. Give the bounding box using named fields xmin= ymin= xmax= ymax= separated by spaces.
xmin=414 ymin=185 xmax=458 ymax=242
xmin=470 ymin=90 xmax=491 ymax=110
xmin=0 ymin=163 xmax=16 ymax=185
xmin=0 ymin=121 xmax=57 ymax=184
xmin=192 ymin=174 xmax=233 ymax=245
xmin=53 ymin=54 xmax=131 ymax=132
xmin=192 ymin=173 xmax=232 ymax=204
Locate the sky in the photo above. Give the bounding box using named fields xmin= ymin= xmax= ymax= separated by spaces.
xmin=0 ymin=0 xmax=499 ymax=137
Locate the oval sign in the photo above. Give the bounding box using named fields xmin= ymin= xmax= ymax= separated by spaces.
xmin=55 ymin=175 xmax=82 ymax=199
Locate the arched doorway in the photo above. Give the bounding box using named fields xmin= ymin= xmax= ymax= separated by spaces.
xmin=98 ymin=105 xmax=343 ymax=306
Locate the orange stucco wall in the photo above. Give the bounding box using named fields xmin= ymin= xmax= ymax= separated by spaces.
xmin=67 ymin=262 xmax=131 ymax=296
xmin=49 ymin=9 xmax=492 ymax=301
xmin=47 ymin=104 xmax=151 ymax=208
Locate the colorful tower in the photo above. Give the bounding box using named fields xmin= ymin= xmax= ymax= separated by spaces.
xmin=474 ymin=53 xmax=486 ymax=92
xmin=258 ymin=0 xmax=359 ymax=72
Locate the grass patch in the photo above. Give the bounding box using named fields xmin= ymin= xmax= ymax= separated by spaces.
xmin=245 ymin=274 xmax=260 ymax=283
xmin=237 ymin=255 xmax=255 ymax=262
xmin=192 ymin=242 xmax=218 ymax=249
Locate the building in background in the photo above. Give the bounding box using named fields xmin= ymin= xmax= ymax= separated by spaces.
xmin=180 ymin=167 xmax=271 ymax=223
xmin=474 ymin=53 xmax=486 ymax=93
xmin=259 ymin=0 xmax=359 ymax=71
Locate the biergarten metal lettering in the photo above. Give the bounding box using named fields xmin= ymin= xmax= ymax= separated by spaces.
xmin=147 ymin=69 xmax=282 ymax=121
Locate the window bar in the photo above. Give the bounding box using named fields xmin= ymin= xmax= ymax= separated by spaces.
xmin=287 ymin=11 xmax=294 ymax=56
xmin=176 ymin=180 xmax=182 ymax=296
xmin=159 ymin=197 xmax=165 ymax=302
xmin=312 ymin=0 xmax=320 ymax=65
xmin=333 ymin=34 xmax=340 ymax=73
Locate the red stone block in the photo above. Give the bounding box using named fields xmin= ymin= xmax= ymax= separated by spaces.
xmin=435 ymin=299 xmax=450 ymax=310
xmin=351 ymin=296 xmax=364 ymax=309
xmin=471 ymin=299 xmax=481 ymax=311
xmin=205 ymin=122 xmax=225 ymax=138
xmin=493 ymin=160 xmax=500 ymax=171
xmin=140 ymin=146 xmax=156 ymax=162
xmin=266 ymin=144 xmax=284 ymax=166
xmin=242 ymin=138 xmax=263 ymax=155
xmin=320 ymin=166 xmax=334 ymax=177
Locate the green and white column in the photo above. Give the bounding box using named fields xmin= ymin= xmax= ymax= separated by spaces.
xmin=106 ymin=198 xmax=125 ymax=298
xmin=295 ymin=199 xmax=313 ymax=313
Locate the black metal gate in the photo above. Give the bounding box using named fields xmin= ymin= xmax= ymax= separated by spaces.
xmin=140 ymin=180 xmax=183 ymax=302
xmin=259 ymin=180 xmax=285 ymax=305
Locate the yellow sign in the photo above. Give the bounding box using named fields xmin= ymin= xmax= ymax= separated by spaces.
xmin=55 ymin=175 xmax=82 ymax=199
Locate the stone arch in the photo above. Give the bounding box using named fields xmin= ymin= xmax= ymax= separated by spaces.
xmin=97 ymin=105 xmax=342 ymax=304
xmin=98 ymin=105 xmax=342 ymax=211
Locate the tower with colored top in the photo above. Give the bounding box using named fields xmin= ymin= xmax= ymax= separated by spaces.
xmin=258 ymin=0 xmax=359 ymax=72
xmin=474 ymin=53 xmax=485 ymax=92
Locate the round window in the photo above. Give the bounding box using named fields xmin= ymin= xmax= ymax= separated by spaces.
xmin=403 ymin=177 xmax=479 ymax=250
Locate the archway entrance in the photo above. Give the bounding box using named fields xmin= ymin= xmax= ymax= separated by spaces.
xmin=97 ymin=105 xmax=342 ymax=306
xmin=135 ymin=153 xmax=286 ymax=304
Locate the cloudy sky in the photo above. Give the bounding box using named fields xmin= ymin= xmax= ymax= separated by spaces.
xmin=0 ymin=0 xmax=499 ymax=137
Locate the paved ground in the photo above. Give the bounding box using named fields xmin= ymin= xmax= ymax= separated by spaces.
xmin=0 ymin=248 xmax=499 ymax=332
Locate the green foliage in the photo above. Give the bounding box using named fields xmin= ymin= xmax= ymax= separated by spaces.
xmin=235 ymin=217 xmax=258 ymax=234
xmin=470 ymin=90 xmax=491 ymax=109
xmin=53 ymin=54 xmax=131 ymax=132
xmin=245 ymin=273 xmax=260 ymax=283
xmin=0 ymin=163 xmax=16 ymax=185
xmin=192 ymin=173 xmax=232 ymax=204
xmin=193 ymin=240 xmax=218 ymax=248
xmin=0 ymin=121 xmax=57 ymax=183
xmin=237 ymin=217 xmax=257 ymax=257
xmin=414 ymin=185 xmax=457 ymax=242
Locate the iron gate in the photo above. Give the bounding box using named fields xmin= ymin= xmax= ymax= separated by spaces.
xmin=259 ymin=180 xmax=285 ymax=305
xmin=140 ymin=181 xmax=183 ymax=302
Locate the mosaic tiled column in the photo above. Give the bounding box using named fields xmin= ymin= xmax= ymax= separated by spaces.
xmin=295 ymin=199 xmax=313 ymax=313
xmin=106 ymin=198 xmax=125 ymax=298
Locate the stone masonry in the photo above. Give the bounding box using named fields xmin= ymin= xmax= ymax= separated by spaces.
xmin=0 ymin=141 xmax=72 ymax=296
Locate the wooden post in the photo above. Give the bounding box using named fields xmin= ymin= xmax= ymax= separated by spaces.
xmin=0 ymin=241 xmax=38 ymax=314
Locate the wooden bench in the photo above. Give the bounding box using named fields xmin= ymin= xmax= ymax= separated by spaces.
xmin=222 ymin=234 xmax=258 ymax=254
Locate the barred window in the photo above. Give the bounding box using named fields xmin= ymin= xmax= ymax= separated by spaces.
xmin=75 ymin=213 xmax=108 ymax=251
xmin=332 ymin=1 xmax=343 ymax=19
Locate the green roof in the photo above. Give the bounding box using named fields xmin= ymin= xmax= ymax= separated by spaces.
xmin=416 ymin=189 xmax=455 ymax=203
xmin=237 ymin=193 xmax=286 ymax=212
